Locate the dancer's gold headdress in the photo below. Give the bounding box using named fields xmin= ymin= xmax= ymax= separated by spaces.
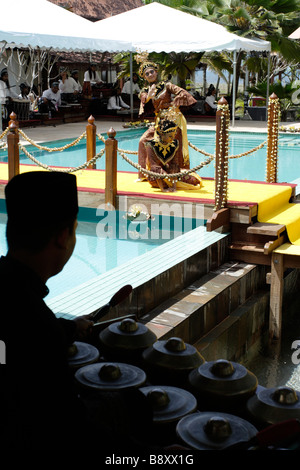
xmin=135 ymin=50 xmax=159 ymax=78
xmin=156 ymin=107 xmax=180 ymax=135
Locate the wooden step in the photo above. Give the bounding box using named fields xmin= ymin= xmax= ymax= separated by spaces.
xmin=247 ymin=222 xmax=286 ymax=237
xmin=264 ymin=235 xmax=286 ymax=254
xmin=229 ymin=242 xmax=269 ymax=265
xmin=229 ymin=242 xmax=264 ymax=253
xmin=230 ymin=221 xmax=287 ymax=265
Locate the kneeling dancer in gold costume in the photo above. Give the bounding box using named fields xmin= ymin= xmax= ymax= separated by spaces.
xmin=144 ymin=109 xmax=202 ymax=192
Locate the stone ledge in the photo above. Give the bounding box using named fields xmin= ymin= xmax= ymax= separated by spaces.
xmin=141 ymin=261 xmax=264 ymax=345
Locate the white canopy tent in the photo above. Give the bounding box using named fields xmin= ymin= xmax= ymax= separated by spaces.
xmin=0 ymin=0 xmax=133 ymax=52
xmin=93 ymin=2 xmax=270 ymax=54
xmin=93 ymin=2 xmax=272 ymax=123
xmin=289 ymin=27 xmax=300 ymax=39
xmin=0 ymin=0 xmax=133 ymax=129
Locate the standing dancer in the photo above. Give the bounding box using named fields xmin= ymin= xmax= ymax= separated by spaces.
xmin=136 ymin=51 xmax=196 ymax=181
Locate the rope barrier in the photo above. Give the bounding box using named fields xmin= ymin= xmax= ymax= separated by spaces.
xmin=13 ymin=127 xmax=107 ymax=174
xmin=117 ymin=138 xmax=267 ymax=179
xmin=118 ymin=147 xmax=139 ymax=155
xmin=118 ymin=148 xmax=214 ymax=180
xmin=0 ymin=127 xmax=9 ymax=149
xmin=0 ymin=127 xmax=9 ymax=141
xmin=188 ymin=138 xmax=267 ymax=160
xmin=279 ymin=125 xmax=300 ymax=133
xmin=117 ymin=139 xmax=267 ymax=165
xmin=188 ymin=141 xmax=214 ymax=158
xmin=228 ymin=140 xmax=267 ymax=159
xmin=18 ymin=128 xmax=87 ymax=152
xmin=18 ymin=142 xmax=105 ymax=173
xmin=3 ymin=124 xmax=268 ymax=178
xmin=97 ymin=133 xmax=106 ymax=143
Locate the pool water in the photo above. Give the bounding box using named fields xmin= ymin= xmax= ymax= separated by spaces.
xmin=2 ymin=129 xmax=299 ymax=183
xmin=0 ymin=209 xmax=202 ymax=301
xmin=245 ymin=296 xmax=300 ymax=392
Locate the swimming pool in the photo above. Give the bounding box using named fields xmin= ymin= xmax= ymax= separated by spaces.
xmin=2 ymin=129 xmax=299 ymax=183
xmin=0 ymin=207 xmax=203 ymax=302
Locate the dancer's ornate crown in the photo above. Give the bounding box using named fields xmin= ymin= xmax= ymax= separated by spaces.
xmin=156 ymin=107 xmax=180 ymax=135
xmin=135 ymin=49 xmax=159 ymax=78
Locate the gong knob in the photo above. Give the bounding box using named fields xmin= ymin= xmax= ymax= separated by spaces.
xmin=210 ymin=359 xmax=235 ymax=378
xmin=118 ymin=318 xmax=138 ymax=333
xmin=165 ymin=337 xmax=186 ymax=352
xmin=147 ymin=388 xmax=170 ymax=409
xmin=67 ymin=343 xmax=78 ymax=357
xmin=204 ymin=417 xmax=232 ymax=441
xmin=98 ymin=363 xmax=121 ymax=381
xmin=272 ymin=386 xmax=299 ymax=405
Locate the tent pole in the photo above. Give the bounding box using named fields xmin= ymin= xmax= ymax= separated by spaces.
xmin=0 ymin=43 xmax=6 ymax=131
xmin=231 ymin=50 xmax=237 ymax=128
xmin=37 ymin=48 xmax=42 ymax=97
xmin=266 ymin=51 xmax=271 ymax=121
xmin=130 ymin=52 xmax=133 ymax=120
